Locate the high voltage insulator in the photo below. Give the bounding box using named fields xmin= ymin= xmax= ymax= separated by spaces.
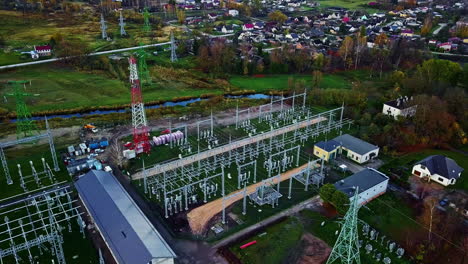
xmin=119 ymin=11 xmax=126 ymax=36
xmin=100 ymin=13 xmax=107 ymax=39
xmin=170 ymin=31 xmax=178 ymax=62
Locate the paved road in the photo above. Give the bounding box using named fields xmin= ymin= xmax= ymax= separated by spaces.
xmin=212 ymin=195 xmax=321 ymax=249
xmin=433 ymin=23 xmax=447 ymax=35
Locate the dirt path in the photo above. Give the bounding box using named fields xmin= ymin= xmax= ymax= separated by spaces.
xmin=296 ymin=233 xmax=331 ymax=264
xmin=187 ymin=163 xmax=312 ymax=234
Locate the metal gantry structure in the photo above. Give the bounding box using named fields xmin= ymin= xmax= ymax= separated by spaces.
xmin=326 ymin=188 xmax=361 ymax=264
xmin=100 ymin=13 xmax=107 ymax=40
xmin=133 ymin=94 xmax=353 ymax=220
xmin=0 ymin=185 xmax=85 ymax=264
xmin=143 ymin=8 xmax=151 ymax=33
xmin=5 ymin=80 xmax=38 ymax=139
xmin=0 ymin=118 xmax=59 ymax=186
xmin=119 ymin=11 xmax=126 ymax=36
xmin=170 ymin=31 xmax=177 ymax=62
xmin=128 ymin=56 xmax=151 ymax=154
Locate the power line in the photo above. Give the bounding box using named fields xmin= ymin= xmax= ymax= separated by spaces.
xmin=374 ymin=197 xmax=466 ymax=253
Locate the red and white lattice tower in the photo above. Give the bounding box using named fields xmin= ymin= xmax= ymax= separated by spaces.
xmin=129 ymin=56 xmax=151 ymax=154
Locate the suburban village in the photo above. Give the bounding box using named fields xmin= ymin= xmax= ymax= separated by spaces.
xmin=0 ymin=0 xmax=467 ymax=263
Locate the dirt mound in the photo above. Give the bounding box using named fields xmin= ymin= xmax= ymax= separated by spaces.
xmin=296 ymin=233 xmax=331 ymax=264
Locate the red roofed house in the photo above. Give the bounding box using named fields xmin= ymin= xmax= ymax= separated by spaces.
xmin=437 ymin=42 xmax=452 ymax=52
xmin=34 ymin=45 xmax=52 ymax=57
xmin=243 ymin=23 xmax=254 ymax=31
xmin=342 ymin=16 xmax=350 ymax=23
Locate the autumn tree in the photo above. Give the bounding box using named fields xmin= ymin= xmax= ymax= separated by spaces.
xmin=420 ymin=14 xmax=433 ymax=37
xmin=176 ymin=8 xmax=186 ymax=24
xmin=354 ymin=27 xmax=367 ymax=69
xmin=339 ymin=36 xmax=354 ymax=69
xmin=268 ymin=10 xmax=287 ymax=24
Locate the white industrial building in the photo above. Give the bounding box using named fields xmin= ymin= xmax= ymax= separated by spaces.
xmin=334 ymin=168 xmax=389 ymax=205
xmin=333 ymin=134 xmax=380 ymax=164
xmin=382 ymin=96 xmax=417 ymax=119
xmin=75 ymin=170 xmax=177 ymax=264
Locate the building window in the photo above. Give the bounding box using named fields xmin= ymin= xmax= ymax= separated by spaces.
xmin=414 ymin=170 xmax=421 ymax=176
xmin=316 ymin=151 xmax=319 ymax=155
xmin=438 ymin=177 xmax=444 ymax=182
xmin=420 ymin=165 xmax=426 ymax=170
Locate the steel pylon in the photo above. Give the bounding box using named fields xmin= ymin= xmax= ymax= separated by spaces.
xmin=128 ymin=56 xmax=151 ymax=154
xmin=136 ymin=47 xmax=151 ymax=85
xmin=100 ymin=13 xmax=107 ymax=39
xmin=143 ymin=8 xmax=151 ymax=33
xmin=326 ymin=188 xmax=361 ymax=264
xmin=170 ymin=31 xmax=178 ymax=62
xmin=5 ymin=80 xmax=38 ymax=139
xmin=119 ymin=11 xmax=126 ymax=36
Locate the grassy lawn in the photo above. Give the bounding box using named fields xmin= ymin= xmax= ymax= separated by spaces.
xmin=231 ymin=217 xmax=304 ymax=264
xmin=316 ymin=0 xmax=380 ymax=13
xmin=0 ymin=10 xmax=178 ymax=65
xmin=0 ymin=64 xmax=225 ymax=113
xmin=229 ymin=74 xmax=351 ymax=92
xmin=379 ymin=149 xmax=468 ymax=191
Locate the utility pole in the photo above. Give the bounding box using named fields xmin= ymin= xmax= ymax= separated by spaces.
xmin=5 ymin=80 xmax=38 ymax=139
xmin=326 ymin=188 xmax=361 ymax=264
xmin=119 ymin=11 xmax=126 ymax=36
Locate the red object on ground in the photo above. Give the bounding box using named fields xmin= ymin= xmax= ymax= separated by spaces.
xmin=161 ymin=129 xmax=171 ymax=134
xmin=240 ymin=240 xmax=257 ymax=249
xmin=124 ymin=142 xmax=132 ymax=148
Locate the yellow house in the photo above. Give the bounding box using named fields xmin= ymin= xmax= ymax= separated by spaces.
xmin=313 ymin=140 xmax=340 ymax=161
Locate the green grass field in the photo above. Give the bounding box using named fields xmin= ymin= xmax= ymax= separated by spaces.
xmin=0 ymin=64 xmax=225 ymax=113
xmin=229 ymin=74 xmax=351 ymax=92
xmin=380 ymin=149 xmax=468 ymax=190
xmin=0 ymin=10 xmax=178 ymax=65
xmin=316 ymin=0 xmax=380 ymax=12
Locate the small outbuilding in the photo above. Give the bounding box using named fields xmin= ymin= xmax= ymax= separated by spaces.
xmin=333 ymin=134 xmax=379 ymax=164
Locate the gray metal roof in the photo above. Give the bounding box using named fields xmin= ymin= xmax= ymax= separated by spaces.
xmin=416 ymin=155 xmax=464 ymax=180
xmin=334 ymin=168 xmax=389 ymax=197
xmin=315 ymin=140 xmax=340 ymax=152
xmin=75 ymin=170 xmax=176 ymax=264
xmin=333 ymin=134 xmax=379 ymax=155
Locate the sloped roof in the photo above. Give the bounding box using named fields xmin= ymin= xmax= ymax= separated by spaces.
xmin=333 ymin=134 xmax=379 ymax=155
xmin=75 ymin=170 xmax=176 ymax=264
xmin=334 ymin=168 xmax=388 ymax=197
xmin=416 ymin=155 xmax=464 ymax=179
xmin=315 ymin=140 xmax=340 ymax=152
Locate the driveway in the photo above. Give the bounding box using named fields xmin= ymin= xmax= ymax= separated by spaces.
xmin=333 ymin=156 xmax=383 ymax=173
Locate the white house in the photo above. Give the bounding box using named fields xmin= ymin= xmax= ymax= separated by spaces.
xmin=412 ymin=155 xmax=464 ymax=186
xmin=333 ymin=134 xmax=380 ymax=164
xmin=382 ymin=96 xmax=417 ymax=119
xmin=335 ymin=168 xmax=389 ymax=205
xmin=228 ymin=9 xmax=239 ymax=17
xmin=243 ymin=23 xmax=254 ymax=31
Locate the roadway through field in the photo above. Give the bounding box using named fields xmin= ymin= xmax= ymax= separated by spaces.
xmin=187 ymin=162 xmax=310 ymax=234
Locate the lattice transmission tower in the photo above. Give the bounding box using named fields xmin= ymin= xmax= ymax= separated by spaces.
xmin=119 ymin=11 xmax=126 ymax=36
xmin=143 ymin=8 xmax=151 ymax=32
xmin=136 ymin=47 xmax=151 ymax=85
xmin=5 ymin=80 xmax=39 ymax=139
xmin=128 ymin=56 xmax=151 ymax=154
xmin=100 ymin=13 xmax=107 ymax=39
xmin=326 ymin=188 xmax=361 ymax=264
xmin=170 ymin=31 xmax=178 ymax=62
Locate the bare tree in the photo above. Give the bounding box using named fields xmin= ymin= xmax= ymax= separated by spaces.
xmin=109 ymin=142 xmax=125 ymax=168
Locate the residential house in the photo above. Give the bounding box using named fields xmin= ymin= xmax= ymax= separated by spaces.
xmin=334 ymin=168 xmax=389 ymax=205
xmin=243 ymin=23 xmax=254 ymax=31
xmin=228 ymin=9 xmax=239 ymax=17
xmin=437 ymin=42 xmax=452 ymax=52
xmin=34 ymin=45 xmax=52 ymax=56
xmin=207 ymin=13 xmax=218 ymax=20
xmin=382 ymin=96 xmax=417 ymax=119
xmin=412 ymin=155 xmax=464 ymax=186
